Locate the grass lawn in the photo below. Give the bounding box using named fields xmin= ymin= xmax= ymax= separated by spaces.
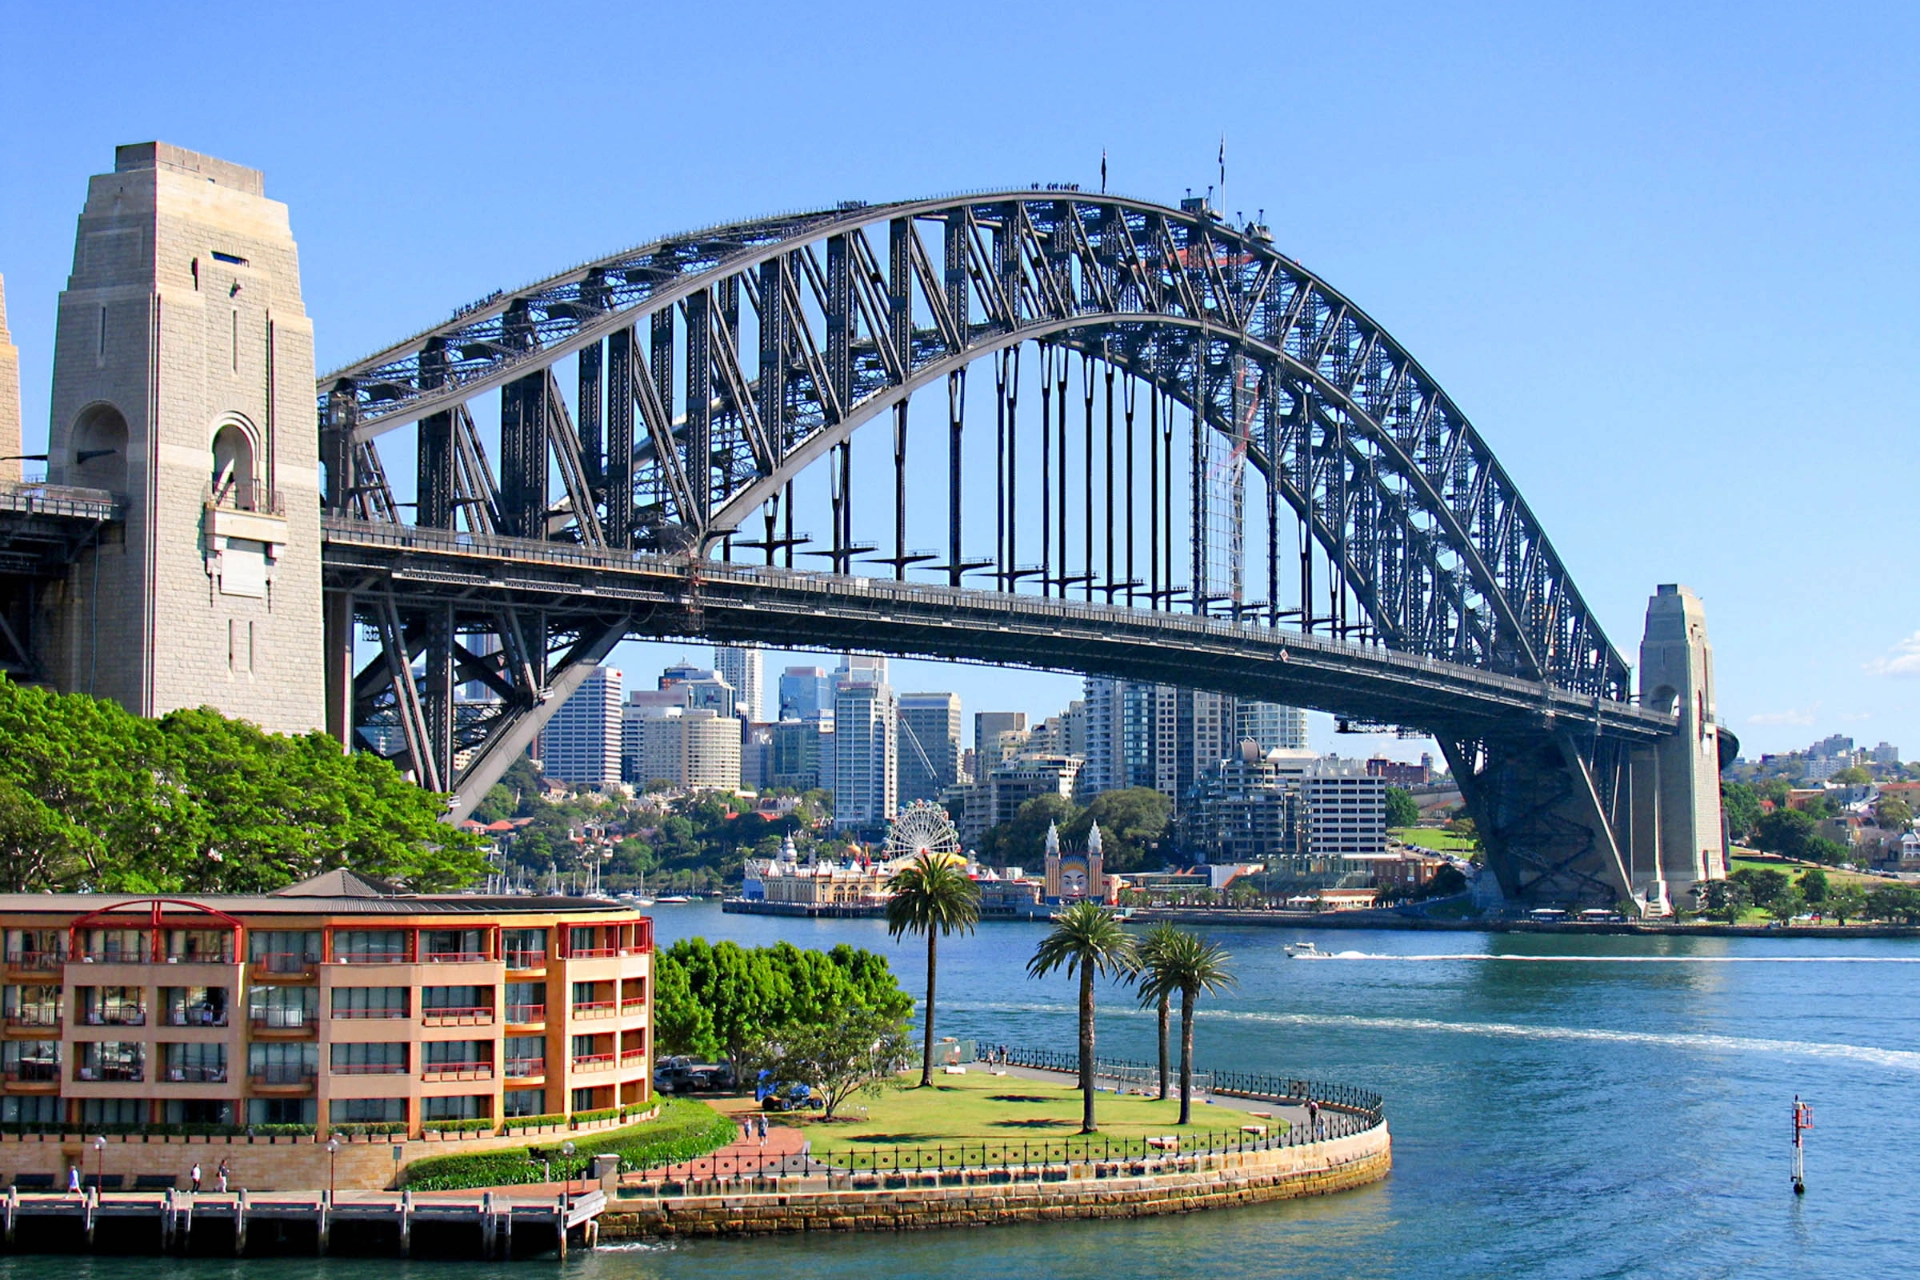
xmin=1392 ymin=826 xmax=1478 ymax=854
xmin=774 ymin=1070 xmax=1283 ymax=1165
xmin=1727 ymin=853 xmax=1899 ymax=891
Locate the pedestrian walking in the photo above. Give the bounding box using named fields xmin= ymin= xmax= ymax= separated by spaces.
xmin=67 ymin=1165 xmax=81 ymax=1195
xmin=190 ymin=1161 xmax=202 ymax=1193
xmin=756 ymin=1114 xmax=768 ymax=1148
xmin=1306 ymin=1099 xmax=1320 ymax=1135
xmin=216 ymin=1158 xmax=230 ymax=1193
xmin=740 ymin=1114 xmax=752 ymax=1142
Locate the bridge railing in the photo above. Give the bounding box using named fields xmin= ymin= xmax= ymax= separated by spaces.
xmin=0 ymin=481 xmax=119 ymax=520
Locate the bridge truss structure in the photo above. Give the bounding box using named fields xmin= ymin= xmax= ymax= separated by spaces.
xmin=318 ymin=189 xmax=1676 ymax=907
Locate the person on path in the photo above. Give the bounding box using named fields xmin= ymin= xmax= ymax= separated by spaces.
xmin=756 ymin=1114 xmax=768 ymax=1148
xmin=67 ymin=1165 xmax=81 ymax=1195
xmin=1306 ymin=1099 xmax=1320 ymax=1135
xmin=190 ymin=1162 xmax=202 ymax=1193
xmin=216 ymin=1159 xmax=230 ymax=1193
xmin=740 ymin=1114 xmax=752 ymax=1142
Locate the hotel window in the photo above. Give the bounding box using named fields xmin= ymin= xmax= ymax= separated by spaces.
xmin=2 ymin=1096 xmax=59 ymax=1125
xmin=505 ymin=982 xmax=545 ymax=1022
xmin=248 ymin=984 xmax=317 ymax=1028
xmin=249 ymin=930 xmax=321 ymax=972
xmin=1 ymin=1040 xmax=58 ymax=1082
xmin=331 ymin=1096 xmax=405 ymax=1123
xmin=166 ymin=929 xmax=233 ymax=963
xmin=332 ymin=986 xmax=408 ymax=1019
xmin=162 ymin=985 xmax=229 ymax=1026
xmin=421 ymin=1094 xmax=489 ymax=1121
xmin=568 ymin=926 xmax=611 ymax=957
xmin=82 ymin=929 xmax=149 ymax=963
xmin=503 ymin=929 xmax=547 ymax=968
xmin=248 ymin=1041 xmax=317 ymax=1083
xmin=78 ymin=1040 xmax=143 ymax=1083
xmin=333 ymin=930 xmax=407 ymax=963
xmin=4 ymin=929 xmax=65 ymax=968
xmin=421 ymin=929 xmax=487 ymax=962
xmin=163 ymin=1041 xmax=227 ymax=1083
xmin=422 ymin=985 xmax=492 ymax=1021
xmin=2 ymin=984 xmax=62 ymax=1027
xmin=331 ymin=1042 xmax=407 ymax=1075
xmin=504 ymin=1035 xmax=545 ymax=1077
xmin=422 ymin=1040 xmax=490 ymax=1076
xmin=81 ymin=1098 xmax=147 ymax=1127
xmin=81 ymin=986 xmax=145 ymax=1026
xmin=247 ymin=1098 xmax=316 ymax=1125
xmin=503 ymin=1088 xmax=546 ymax=1118
xmin=164 ymin=1100 xmax=233 ymax=1126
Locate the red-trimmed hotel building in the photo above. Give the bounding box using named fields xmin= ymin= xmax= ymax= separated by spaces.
xmin=0 ymin=871 xmax=652 ymax=1133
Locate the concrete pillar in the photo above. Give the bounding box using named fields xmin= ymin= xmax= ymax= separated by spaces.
xmin=0 ymin=275 xmax=20 ymax=483
xmin=42 ymin=142 xmax=323 ymax=732
xmin=1632 ymin=584 xmax=1726 ymax=912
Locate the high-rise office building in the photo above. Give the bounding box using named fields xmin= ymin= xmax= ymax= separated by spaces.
xmin=974 ymin=711 xmax=1028 ymax=770
xmin=768 ymin=719 xmax=832 ymax=791
xmin=713 ymin=646 xmax=763 ymax=721
xmin=639 ymin=708 xmax=743 ymax=792
xmin=897 ymin=693 xmax=962 ymax=804
xmin=778 ymin=666 xmax=835 ymax=722
xmin=833 ymin=672 xmax=897 ymax=829
xmin=1236 ymin=701 xmax=1308 ymax=753
xmin=660 ymin=663 xmax=735 ymax=717
xmin=543 ymin=667 xmax=623 ymax=786
xmin=1079 ymin=677 xmax=1246 ymax=816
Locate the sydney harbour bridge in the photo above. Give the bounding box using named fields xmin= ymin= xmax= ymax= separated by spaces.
xmin=0 ymin=144 xmax=1729 ymax=913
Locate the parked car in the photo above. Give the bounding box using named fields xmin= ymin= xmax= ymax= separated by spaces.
xmin=654 ymin=1058 xmax=737 ymax=1094
xmin=759 ymin=1081 xmax=824 ymax=1113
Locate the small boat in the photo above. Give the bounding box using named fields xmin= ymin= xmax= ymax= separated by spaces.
xmin=1283 ymin=941 xmax=1323 ymax=959
xmin=655 ymin=894 xmax=694 ymax=904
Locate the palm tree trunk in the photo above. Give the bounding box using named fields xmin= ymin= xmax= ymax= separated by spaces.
xmin=1080 ymin=964 xmax=1097 ymax=1134
xmin=1156 ymin=993 xmax=1170 ymax=1100
xmin=1178 ymin=987 xmax=1195 ymax=1125
xmin=920 ymin=929 xmax=937 ymax=1087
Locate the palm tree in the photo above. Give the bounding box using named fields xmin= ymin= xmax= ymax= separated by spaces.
xmin=1027 ymin=901 xmax=1138 ymax=1133
xmin=1157 ymin=931 xmax=1237 ymax=1124
xmin=1134 ymin=923 xmax=1184 ymax=1101
xmin=886 ymin=850 xmax=981 ymax=1087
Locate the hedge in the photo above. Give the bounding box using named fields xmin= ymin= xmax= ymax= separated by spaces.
xmin=402 ymin=1098 xmax=735 ymax=1191
xmin=422 ymin=1118 xmax=496 ymax=1134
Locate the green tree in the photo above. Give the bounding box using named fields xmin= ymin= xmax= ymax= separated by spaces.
xmin=1867 ymin=886 xmax=1920 ymax=924
xmin=1766 ymin=887 xmax=1804 ymax=925
xmin=1823 ymin=883 xmax=1868 ymax=925
xmin=1698 ymin=879 xmax=1751 ymax=924
xmin=1798 ymin=867 xmax=1829 ymax=905
xmin=651 ymin=952 xmax=718 ymax=1057
xmin=885 ymin=851 xmax=982 ymax=1087
xmin=742 ymin=1005 xmax=910 ymax=1119
xmin=1133 ymin=924 xmax=1184 ymax=1100
xmin=1753 ymin=809 xmax=1817 ymax=861
xmin=980 ymin=794 xmax=1079 ymax=864
xmin=1384 ymin=787 xmax=1420 ymax=830
xmin=1720 ymin=782 xmax=1763 ymax=844
xmin=1831 ymin=767 xmax=1872 ymax=785
xmin=1027 ymin=902 xmax=1138 ymax=1134
xmin=1874 ymin=796 xmax=1914 ymax=833
xmin=1149 ymin=931 xmax=1238 ymax=1124
xmin=1063 ymin=789 xmax=1172 ymax=873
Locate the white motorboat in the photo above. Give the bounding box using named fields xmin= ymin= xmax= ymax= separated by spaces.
xmin=1283 ymin=941 xmax=1323 ymax=959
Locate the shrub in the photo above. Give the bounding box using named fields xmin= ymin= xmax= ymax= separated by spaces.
xmin=328 ymin=1123 xmax=406 ymax=1139
xmin=402 ymin=1098 xmax=734 ymax=1190
xmin=422 ymin=1118 xmax=497 ymax=1135
xmin=503 ymin=1114 xmax=567 ymax=1130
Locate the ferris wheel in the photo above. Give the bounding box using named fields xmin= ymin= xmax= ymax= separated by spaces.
xmin=883 ymin=800 xmax=962 ymax=862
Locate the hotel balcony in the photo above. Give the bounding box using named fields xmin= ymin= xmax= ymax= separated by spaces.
xmin=249 ymin=1064 xmax=317 ymax=1092
xmin=571 ymin=1053 xmax=615 ymax=1073
xmin=248 ymin=1016 xmax=316 ymax=1038
xmin=421 ymin=1062 xmax=493 ymax=1083
xmin=3 ymin=1063 xmax=62 ymax=1090
xmin=504 ymin=1057 xmax=546 ymax=1082
xmin=249 ymin=952 xmax=320 ymax=982
xmin=5 ymin=1011 xmax=61 ymax=1032
xmin=421 ymin=1005 xmax=494 ymax=1028
xmin=504 ymin=950 xmax=547 ymax=973
xmin=504 ymin=1003 xmax=546 ymax=1028
xmin=164 ymin=1065 xmax=228 ymax=1084
xmin=571 ymin=1001 xmax=617 ymax=1021
xmin=4 ymin=951 xmax=65 ymax=975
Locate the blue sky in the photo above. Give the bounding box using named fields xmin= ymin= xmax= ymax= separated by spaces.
xmin=2 ymin=1 xmax=1915 ymax=758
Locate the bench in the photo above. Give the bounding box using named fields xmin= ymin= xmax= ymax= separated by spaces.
xmin=942 ymin=1066 xmax=967 ymax=1075
xmin=10 ymin=1174 xmax=53 ymax=1190
xmin=1247 ymin=1110 xmax=1272 ymax=1120
xmin=134 ymin=1174 xmax=180 ymax=1190
xmin=1239 ymin=1124 xmax=1268 ymax=1137
xmin=1145 ymin=1136 xmax=1179 ymax=1152
xmin=82 ymin=1175 xmax=124 ymax=1191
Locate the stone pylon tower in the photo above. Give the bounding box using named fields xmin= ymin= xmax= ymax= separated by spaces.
xmin=42 ymin=143 xmax=323 ymax=733
xmin=0 ymin=275 xmax=20 ymax=483
xmin=1631 ymin=584 xmax=1727 ymax=913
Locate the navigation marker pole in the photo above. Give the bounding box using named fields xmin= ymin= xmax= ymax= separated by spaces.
xmin=1791 ymin=1095 xmax=1812 ymax=1195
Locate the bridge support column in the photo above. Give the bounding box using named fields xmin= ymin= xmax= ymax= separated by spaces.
xmin=42 ymin=143 xmax=324 ymax=733
xmin=1629 ymin=584 xmax=1727 ymax=914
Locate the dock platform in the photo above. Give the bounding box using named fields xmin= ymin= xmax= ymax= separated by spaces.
xmin=0 ymin=1186 xmax=605 ymax=1258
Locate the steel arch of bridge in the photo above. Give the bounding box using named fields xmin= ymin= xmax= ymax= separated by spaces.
xmin=317 ymin=189 xmax=1671 ymax=906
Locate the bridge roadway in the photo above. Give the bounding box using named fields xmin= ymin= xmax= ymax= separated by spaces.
xmin=321 ymin=517 xmax=1674 ymax=747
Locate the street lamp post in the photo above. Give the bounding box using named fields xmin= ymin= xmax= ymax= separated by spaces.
xmin=561 ymin=1140 xmax=576 ymax=1202
xmin=91 ymin=1135 xmax=105 ymax=1197
xmin=327 ymin=1136 xmax=341 ymax=1199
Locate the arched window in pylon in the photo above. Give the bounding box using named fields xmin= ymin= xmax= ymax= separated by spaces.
xmin=210 ymin=416 xmax=260 ymax=511
xmin=69 ymin=401 xmax=129 ymax=495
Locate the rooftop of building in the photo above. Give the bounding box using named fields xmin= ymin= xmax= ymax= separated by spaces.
xmin=0 ymin=869 xmax=636 ymax=919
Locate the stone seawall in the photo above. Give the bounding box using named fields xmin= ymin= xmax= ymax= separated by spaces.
xmin=603 ymin=1122 xmax=1390 ymax=1239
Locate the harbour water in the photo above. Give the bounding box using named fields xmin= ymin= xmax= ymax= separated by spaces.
xmin=14 ymin=903 xmax=1917 ymax=1279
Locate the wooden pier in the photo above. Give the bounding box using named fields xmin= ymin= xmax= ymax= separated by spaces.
xmin=0 ymin=1186 xmax=605 ymax=1259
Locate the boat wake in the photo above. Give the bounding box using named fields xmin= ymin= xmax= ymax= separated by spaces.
xmin=1314 ymin=953 xmax=1920 ymax=964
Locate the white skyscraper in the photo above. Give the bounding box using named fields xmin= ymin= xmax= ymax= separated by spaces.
xmin=833 ymin=670 xmax=897 ymax=829
xmin=542 ymin=667 xmax=623 ymax=786
xmin=1236 ymin=701 xmax=1308 ymax=753
xmin=714 ymin=646 xmax=764 ymax=721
